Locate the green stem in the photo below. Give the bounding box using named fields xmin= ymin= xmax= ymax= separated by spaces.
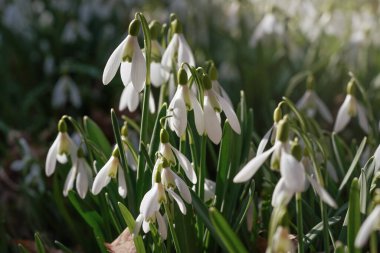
xmin=197 ymin=135 xmax=207 ymax=203
xmin=370 ymin=232 xmax=378 ymax=253
xmin=296 ymin=193 xmax=304 ymax=253
xmin=137 ymin=84 xmax=151 ymax=202
xmin=164 ymin=203 xmax=181 ymax=253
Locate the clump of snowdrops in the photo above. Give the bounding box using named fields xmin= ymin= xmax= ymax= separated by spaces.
xmin=35 ymin=12 xmax=380 ymax=253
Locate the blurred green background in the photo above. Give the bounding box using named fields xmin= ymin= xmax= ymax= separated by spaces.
xmin=1 ymin=0 xmax=380 ymax=251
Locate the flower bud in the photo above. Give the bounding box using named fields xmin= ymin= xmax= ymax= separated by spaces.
xmin=128 ymin=19 xmax=140 ymax=37
xmin=178 ymin=68 xmax=188 ymax=85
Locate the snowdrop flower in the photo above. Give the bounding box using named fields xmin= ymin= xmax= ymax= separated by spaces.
xmin=149 ymin=21 xmax=165 ymax=88
xmin=92 ymin=147 xmax=127 ymax=198
xmin=355 ymin=193 xmax=380 ymax=248
xmin=118 ymin=82 xmax=156 ymax=113
xmin=257 ymin=106 xmax=282 ymax=156
xmin=63 ymin=148 xmax=93 ymax=199
xmin=202 ymin=73 xmax=241 ymax=144
xmin=334 ymin=80 xmax=369 ymax=133
xmin=52 ymin=75 xmax=81 ymax=109
xmin=158 ymin=129 xmax=197 ymax=184
xmin=102 ymin=19 xmax=146 ymax=93
xmin=161 ymin=17 xmax=195 ymax=81
xmin=249 ymin=12 xmax=284 ymax=47
xmin=134 ymin=211 xmax=167 ymax=240
xmin=296 ymin=76 xmax=333 ymax=123
xmin=46 ymin=119 xmax=77 ymax=177
xmin=233 ymin=116 xmax=290 ymax=183
xmin=209 ymin=63 xmax=233 ymax=106
xmin=167 ymin=68 xmax=204 ymax=137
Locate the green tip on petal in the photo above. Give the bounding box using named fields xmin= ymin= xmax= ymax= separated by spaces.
xmin=178 ymin=68 xmax=188 ymax=85
xmin=58 ymin=119 xmax=67 ymax=133
xmin=209 ymin=63 xmax=218 ymax=80
xmin=202 ymin=73 xmax=212 ymax=90
xmin=149 ymin=20 xmax=161 ymax=40
xmin=273 ymin=107 xmax=282 ymax=123
xmin=128 ymin=19 xmax=141 ymax=36
xmin=346 ymin=80 xmax=355 ymax=95
xmin=160 ymin=129 xmax=169 ymax=143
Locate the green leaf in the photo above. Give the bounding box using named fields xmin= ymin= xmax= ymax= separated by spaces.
xmin=148 ymin=103 xmax=167 ymax=159
xmin=137 ymin=13 xmax=151 ymax=85
xmin=339 ymin=137 xmax=367 ymax=191
xmin=34 ymin=232 xmax=46 ymax=253
xmin=358 ymin=169 xmax=367 ymax=214
xmin=17 ymin=244 xmax=30 ymax=253
xmin=347 ymin=178 xmax=360 ymax=253
xmin=209 ymin=207 xmax=248 ymax=253
xmin=84 ymin=116 xmax=112 ymax=156
xmin=304 ymin=216 xmax=341 ymax=249
xmin=54 ymin=241 xmax=73 ymax=253
xmin=118 ymin=202 xmax=146 ymax=253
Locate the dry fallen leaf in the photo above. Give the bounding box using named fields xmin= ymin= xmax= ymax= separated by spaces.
xmin=105 ymin=228 xmax=137 ymax=253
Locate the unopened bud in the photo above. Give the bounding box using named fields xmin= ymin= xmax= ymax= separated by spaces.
xmin=273 ymin=107 xmax=282 ymax=123
xmin=276 ymin=116 xmax=289 ymax=142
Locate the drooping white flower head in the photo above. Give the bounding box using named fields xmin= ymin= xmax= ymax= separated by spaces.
xmin=167 ymin=68 xmax=204 ymax=137
xmin=296 ymin=76 xmax=332 ymax=123
xmin=52 ymin=75 xmax=81 ymax=109
xmin=91 ymin=147 xmax=127 ymax=198
xmin=355 ymin=204 xmax=380 ymax=248
xmin=334 ymin=81 xmax=369 ymax=133
xmin=209 ymin=63 xmax=233 ymax=106
xmin=118 ymin=82 xmax=156 ymax=113
xmin=63 ymin=148 xmax=93 ymax=199
xmin=271 ymin=226 xmax=295 ymax=253
xmin=149 ymin=20 xmax=165 ymax=88
xmin=158 ymin=129 xmax=197 ymax=184
xmin=202 ymin=73 xmax=241 ymax=144
xmin=102 ymin=19 xmax=146 ymax=92
xmin=134 ymin=211 xmax=167 ymax=240
xmin=46 ymin=119 xmax=77 ymax=177
xmin=233 ymin=116 xmax=290 ymax=183
xmin=161 ymin=18 xmax=195 ymax=81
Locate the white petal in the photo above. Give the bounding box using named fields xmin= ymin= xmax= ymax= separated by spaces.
xmin=374 ymin=145 xmax=380 ymax=172
xmin=168 ymin=98 xmax=187 ymax=137
xmin=334 ymin=95 xmax=352 ymax=133
xmin=189 ymin=92 xmax=204 ymax=135
xmin=308 ymin=176 xmax=337 ymax=208
xmin=142 ymin=220 xmax=150 ymax=233
xmin=280 ymin=152 xmax=306 ymax=192
xmin=204 ymin=97 xmax=222 ymax=144
xmin=126 ymin=149 xmax=137 ymax=171
xmin=91 ymin=158 xmax=112 ymax=195
xmin=68 ymin=81 xmax=82 ymax=108
xmin=257 ymin=126 xmax=273 ymax=155
xmin=102 ymin=38 xmax=126 ymax=85
xmin=173 ymin=172 xmax=192 ymax=204
xmin=313 ymin=92 xmax=333 ymax=123
xmin=151 ymin=62 xmax=164 ymax=87
xmin=52 ymin=77 xmax=67 ymax=108
xmin=118 ymin=167 xmax=127 ymax=198
xmin=204 ymin=179 xmax=216 ymax=202
xmin=133 ymin=214 xmax=144 ymax=236
xmin=233 ymin=143 xmax=279 ymax=183
xmin=45 ymin=134 xmax=59 ymax=176
xmin=178 ymin=34 xmax=195 ymax=66
xmin=355 ymin=205 xmax=380 ymax=248
xmin=357 ymin=102 xmax=369 ymax=133
xmin=171 ymin=145 xmax=197 ymax=184
xmin=217 ymin=93 xmax=241 ymax=134
xmin=120 ymin=61 xmax=132 ymax=86
xmin=296 ymin=91 xmax=311 ymax=110
xmin=63 ymin=166 xmax=76 ymax=197
xmin=76 ymin=159 xmax=89 ymax=199
xmin=161 ymin=34 xmax=179 ymax=80
xmin=131 ymin=39 xmax=146 ymax=92
xmin=167 ymin=189 xmax=187 ymax=214
xmin=272 ymin=178 xmax=294 ymax=207
xmin=140 ymin=184 xmax=159 ymax=218
xmin=149 ymin=91 xmax=156 ymax=113
xmin=156 ymin=212 xmax=167 ymax=240
xmin=326 ymin=161 xmax=338 ymax=182
xmin=119 ymin=86 xmax=129 ymax=111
